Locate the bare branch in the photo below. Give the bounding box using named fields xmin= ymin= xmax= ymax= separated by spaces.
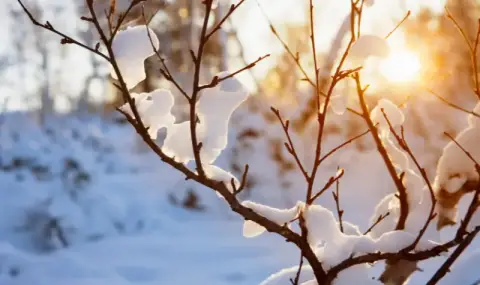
xmin=385 ymin=10 xmax=411 ymax=39
xmin=353 ymin=73 xmax=409 ymax=230
xmin=205 ymin=0 xmax=247 ymax=42
xmin=426 ymin=228 xmax=480 ymax=285
xmin=363 ymin=212 xmax=390 ymax=235
xmin=427 ymin=88 xmax=480 ymax=118
xmin=17 ymin=0 xmax=110 ymax=62
xmin=271 ymin=107 xmax=309 ymax=180
xmin=141 ymin=7 xmax=189 ymax=99
xmin=309 ymin=168 xmax=345 ymax=204
xmin=199 ymin=54 xmax=271 ymax=90
xmin=333 ymin=170 xmax=344 ymax=233
xmin=317 ymin=128 xmax=370 ymax=165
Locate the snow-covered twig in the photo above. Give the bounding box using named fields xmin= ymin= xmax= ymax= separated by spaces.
xmin=380 ymin=111 xmax=437 ymax=252
xmin=317 ymin=128 xmax=371 ymax=165
xmin=353 ymin=72 xmax=409 ymax=230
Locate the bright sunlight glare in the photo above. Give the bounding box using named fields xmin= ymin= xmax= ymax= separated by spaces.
xmin=379 ymin=50 xmax=421 ymax=83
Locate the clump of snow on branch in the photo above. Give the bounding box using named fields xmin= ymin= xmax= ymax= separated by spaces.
xmin=111 ymin=25 xmax=159 ymax=89
xmin=241 ymin=201 xmax=302 ymax=238
xmin=348 ymin=35 xmax=390 ymax=66
xmin=204 ymin=164 xmax=239 ymax=193
xmin=119 ymin=89 xmax=175 ymax=139
xmin=163 ymin=72 xmax=249 ymax=165
xmin=162 ymin=121 xmax=204 ymax=163
xmin=305 ymin=204 xmax=436 ymax=267
xmin=197 ymin=72 xmax=250 ymax=163
xmin=370 ymin=99 xmax=404 ymax=136
xmin=434 ymin=101 xmax=480 ymax=229
xmin=367 ymin=99 xmax=440 ymax=240
xmin=249 ymin=201 xmax=437 ymax=281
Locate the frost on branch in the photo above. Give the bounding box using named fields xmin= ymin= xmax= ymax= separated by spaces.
xmin=241 ymin=201 xmax=302 ymax=238
xmin=119 ymin=89 xmax=175 ymax=139
xmin=434 ymin=101 xmax=480 ymax=229
xmin=348 ymin=35 xmax=390 ymax=66
xmin=111 ymin=25 xmax=159 ymax=89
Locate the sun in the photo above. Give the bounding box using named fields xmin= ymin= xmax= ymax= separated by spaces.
xmin=379 ymin=50 xmax=421 ymax=83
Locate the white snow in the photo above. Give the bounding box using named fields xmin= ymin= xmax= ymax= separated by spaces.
xmin=204 ymin=164 xmax=239 ymax=193
xmin=241 ymin=201 xmax=302 ymax=238
xmin=348 ymin=35 xmax=390 ymax=66
xmin=0 ymin=105 xmax=477 ymax=285
xmin=434 ymin=101 xmax=480 ymax=227
xmin=197 ymin=72 xmax=250 ymax=164
xmin=119 ymin=89 xmax=175 ymax=139
xmin=163 ymin=72 xmax=249 ymax=165
xmin=259 ymin=265 xmax=314 ymax=285
xmin=111 ymin=25 xmax=159 ymax=89
xmin=370 ymin=99 xmax=405 ymax=135
xmin=330 ymin=90 xmax=349 ymax=115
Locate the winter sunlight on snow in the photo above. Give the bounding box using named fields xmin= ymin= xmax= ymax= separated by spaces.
xmin=3 ymin=0 xmax=480 ymax=285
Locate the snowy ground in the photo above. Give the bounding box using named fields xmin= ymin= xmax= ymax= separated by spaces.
xmin=0 ymin=110 xmax=479 ymax=285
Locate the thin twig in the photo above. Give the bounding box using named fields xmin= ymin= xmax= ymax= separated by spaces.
xmin=353 ymin=73 xmax=409 ymax=230
xmin=205 ymin=0 xmax=247 ymax=42
xmin=333 ymin=169 xmax=344 ymax=233
xmin=445 ymin=8 xmax=473 ymax=52
xmin=199 ymin=54 xmax=271 ymax=90
xmin=363 ymin=212 xmax=390 ymax=235
xmin=309 ymin=169 xmax=345 ymax=204
xmin=444 ymin=132 xmax=480 ymax=240
xmin=271 ymin=107 xmax=309 ymax=180
xmin=17 ymin=0 xmax=110 ymax=62
xmin=427 ymin=88 xmax=480 ymax=118
xmin=290 ymin=253 xmax=304 ymax=285
xmin=385 ymin=10 xmax=411 ymax=39
xmin=306 ymin=0 xmax=357 ymax=205
xmin=141 ymin=6 xmax=189 ymax=99
xmin=426 ymin=228 xmax=480 ymax=285
xmin=254 ymin=0 xmax=362 ymax=118
xmin=317 ymin=128 xmax=370 ymax=165
xmin=444 ymin=132 xmax=480 ymax=170
xmin=189 ymin=0 xmax=215 ymax=177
